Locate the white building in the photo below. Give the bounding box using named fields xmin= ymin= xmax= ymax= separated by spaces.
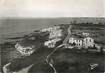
xmin=83 ymin=37 xmax=94 ymax=48
xmin=69 ymin=37 xmax=75 ymax=44
xmin=41 ymin=26 xmax=60 ymax=32
xmin=75 ymin=39 xmax=83 ymax=49
xmin=49 ymin=29 xmax=62 ymax=39
xmin=44 ymin=38 xmax=61 ymax=48
xmin=68 ymin=36 xmax=94 ymax=49
xmin=15 ymin=43 xmax=34 ymax=56
xmin=68 ymin=37 xmax=83 ymax=49
xmin=82 ymin=32 xmax=89 ymax=36
xmin=41 ymin=27 xmax=53 ymax=32
xmin=41 ymin=26 xmax=62 ymax=39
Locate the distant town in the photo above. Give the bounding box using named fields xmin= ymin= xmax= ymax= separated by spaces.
xmin=41 ymin=25 xmax=105 ymax=52
xmin=15 ymin=24 xmax=105 ymax=56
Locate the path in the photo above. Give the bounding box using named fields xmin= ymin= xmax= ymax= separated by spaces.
xmin=46 ymin=25 xmax=72 ymax=73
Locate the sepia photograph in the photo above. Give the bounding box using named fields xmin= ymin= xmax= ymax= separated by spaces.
xmin=0 ymin=0 xmax=105 ymax=73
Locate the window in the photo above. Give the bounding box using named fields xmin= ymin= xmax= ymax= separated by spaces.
xmin=89 ymin=39 xmax=91 ymax=42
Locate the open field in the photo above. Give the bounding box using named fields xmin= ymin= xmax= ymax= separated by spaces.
xmin=1 ymin=44 xmax=105 ymax=73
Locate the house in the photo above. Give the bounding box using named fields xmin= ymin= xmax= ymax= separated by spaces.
xmin=15 ymin=43 xmax=34 ymax=56
xmin=41 ymin=27 xmax=53 ymax=32
xmin=83 ymin=37 xmax=94 ymax=48
xmin=49 ymin=29 xmax=62 ymax=39
xmin=68 ymin=37 xmax=83 ymax=49
xmin=44 ymin=38 xmax=61 ymax=48
xmin=75 ymin=39 xmax=83 ymax=49
xmin=67 ymin=36 xmax=94 ymax=49
xmin=41 ymin=26 xmax=60 ymax=32
xmin=82 ymin=32 xmax=89 ymax=36
xmin=40 ymin=26 xmax=62 ymax=39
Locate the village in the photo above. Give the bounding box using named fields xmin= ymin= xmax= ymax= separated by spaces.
xmin=14 ymin=25 xmax=105 ymax=57
xmin=42 ymin=25 xmax=104 ymax=53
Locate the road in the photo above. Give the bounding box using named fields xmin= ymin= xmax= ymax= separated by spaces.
xmin=46 ymin=25 xmax=72 ymax=73
xmin=63 ymin=25 xmax=72 ymax=45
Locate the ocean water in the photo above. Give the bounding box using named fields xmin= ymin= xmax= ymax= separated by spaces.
xmin=0 ymin=18 xmax=105 ymax=35
xmin=0 ymin=18 xmax=105 ymax=43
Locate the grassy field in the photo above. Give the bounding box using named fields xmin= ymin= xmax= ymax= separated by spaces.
xmin=1 ymin=44 xmax=105 ymax=73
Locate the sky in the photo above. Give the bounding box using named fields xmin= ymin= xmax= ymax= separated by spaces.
xmin=0 ymin=0 xmax=105 ymax=17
